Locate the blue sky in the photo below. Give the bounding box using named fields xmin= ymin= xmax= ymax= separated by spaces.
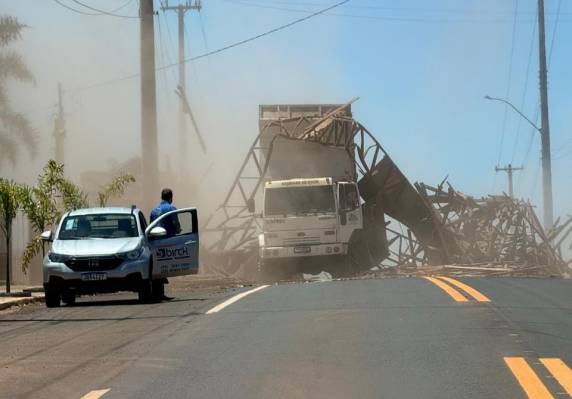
xmin=1 ymin=0 xmax=571 ymax=223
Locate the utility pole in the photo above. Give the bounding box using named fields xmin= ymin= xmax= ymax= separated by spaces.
xmin=140 ymin=0 xmax=159 ymax=210
xmin=160 ymin=1 xmax=202 ymax=167
xmin=495 ymin=164 xmax=523 ymax=198
xmin=53 ymin=82 xmax=65 ymax=164
xmin=538 ymin=0 xmax=554 ymax=229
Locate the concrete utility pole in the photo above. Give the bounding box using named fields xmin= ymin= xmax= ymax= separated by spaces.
xmin=53 ymin=82 xmax=65 ymax=164
xmin=160 ymin=1 xmax=202 ymax=166
xmin=140 ymin=0 xmax=159 ymax=209
xmin=538 ymin=0 xmax=554 ymax=229
xmin=495 ymin=164 xmax=523 ymax=198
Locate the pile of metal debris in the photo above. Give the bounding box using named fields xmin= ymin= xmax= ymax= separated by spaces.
xmin=201 ymin=101 xmax=571 ymax=279
xmin=383 ymin=180 xmax=572 ymax=277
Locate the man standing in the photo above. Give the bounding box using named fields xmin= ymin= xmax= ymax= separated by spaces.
xmin=149 ymin=188 xmax=177 ymax=301
xmin=150 ymin=188 xmax=177 ymax=222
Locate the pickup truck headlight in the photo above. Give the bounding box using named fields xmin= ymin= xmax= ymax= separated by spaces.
xmin=120 ymin=247 xmax=144 ymax=261
xmin=48 ymin=252 xmax=70 ymax=263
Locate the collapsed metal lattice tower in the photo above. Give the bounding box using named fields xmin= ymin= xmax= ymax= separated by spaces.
xmin=201 ymin=100 xmax=571 ymax=278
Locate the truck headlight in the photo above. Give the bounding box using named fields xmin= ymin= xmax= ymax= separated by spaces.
xmin=48 ymin=252 xmax=70 ymax=263
xmin=120 ymin=248 xmax=144 ymax=260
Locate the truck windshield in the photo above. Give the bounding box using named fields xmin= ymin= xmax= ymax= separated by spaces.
xmin=265 ymin=186 xmax=335 ymax=216
xmin=58 ymin=214 xmax=138 ymax=240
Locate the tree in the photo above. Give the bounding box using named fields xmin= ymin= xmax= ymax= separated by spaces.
xmin=20 ymin=160 xmax=88 ymax=271
xmin=0 ymin=179 xmax=26 ymax=293
xmin=98 ymin=173 xmax=136 ymax=207
xmin=0 ymin=15 xmax=36 ymax=165
xmin=20 ymin=160 xmax=135 ymax=271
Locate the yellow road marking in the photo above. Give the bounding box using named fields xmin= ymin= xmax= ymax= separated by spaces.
xmin=436 ymin=276 xmax=491 ymax=302
xmin=540 ymin=358 xmax=572 ymax=395
xmin=504 ymin=357 xmax=554 ymax=399
xmin=422 ymin=276 xmax=468 ymax=302
xmin=80 ymin=389 xmax=110 ymax=399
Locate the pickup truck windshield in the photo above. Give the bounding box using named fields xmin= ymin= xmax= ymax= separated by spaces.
xmin=58 ymin=214 xmax=138 ymax=240
xmin=265 ymin=186 xmax=335 ymax=216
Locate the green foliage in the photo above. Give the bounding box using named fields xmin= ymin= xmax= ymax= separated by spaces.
xmin=0 ymin=16 xmax=24 ymax=47
xmin=19 ymin=161 xmax=135 ymax=271
xmin=0 ymin=178 xmax=26 ymax=292
xmin=20 ymin=160 xmax=88 ymax=271
xmin=0 ymin=15 xmax=36 ymax=165
xmin=21 ymin=234 xmax=42 ymax=275
xmin=0 ymin=178 xmax=25 ymax=236
xmin=97 ymin=173 xmax=136 ymax=207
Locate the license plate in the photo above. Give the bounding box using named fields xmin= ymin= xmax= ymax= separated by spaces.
xmin=81 ymin=272 xmax=107 ymax=281
xmin=294 ymin=246 xmax=311 ymax=254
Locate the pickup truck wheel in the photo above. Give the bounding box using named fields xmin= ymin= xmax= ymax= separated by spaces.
xmin=152 ymin=280 xmax=165 ymax=301
xmin=61 ymin=291 xmax=76 ymax=306
xmin=45 ymin=285 xmax=61 ymax=308
xmin=138 ymin=280 xmax=153 ymax=303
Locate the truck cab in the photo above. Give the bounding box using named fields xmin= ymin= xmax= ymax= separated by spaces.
xmin=259 ymin=177 xmax=362 ymax=270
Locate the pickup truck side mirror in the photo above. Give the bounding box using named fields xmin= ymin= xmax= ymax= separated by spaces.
xmin=247 ymin=198 xmax=255 ymax=213
xmin=148 ymin=226 xmax=167 ymax=239
xmin=339 ymin=210 xmax=347 ymax=226
xmin=40 ymin=230 xmax=53 ymax=242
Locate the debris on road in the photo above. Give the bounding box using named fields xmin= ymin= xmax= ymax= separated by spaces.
xmin=302 ymin=271 xmax=333 ymax=282
xmin=384 ymin=180 xmax=571 ymax=277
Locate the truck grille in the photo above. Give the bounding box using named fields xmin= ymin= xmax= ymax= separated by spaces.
xmin=65 ymin=256 xmax=124 ymax=272
xmin=283 ymin=236 xmax=320 ymax=245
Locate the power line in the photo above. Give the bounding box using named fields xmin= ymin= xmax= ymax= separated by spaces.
xmin=221 ymin=0 xmax=545 ymax=23
xmin=511 ymin=12 xmax=537 ymax=165
xmin=197 ymin=11 xmax=221 ymax=96
xmin=548 ymin=0 xmax=562 ymax=66
xmin=244 ymin=0 xmax=571 ymax=15
xmin=70 ymin=0 xmax=140 ymax=18
xmin=110 ymin=0 xmax=135 ymax=13
xmin=53 ymin=0 xmax=101 ymax=15
xmin=156 ymin=14 xmax=175 ymax=91
xmin=198 ymin=11 xmax=210 ymax=52
xmin=160 ymin=12 xmax=178 ymax=81
xmin=496 ymin=0 xmax=519 ymax=166
xmin=71 ymin=0 xmax=349 ymax=93
xmin=185 ymin=23 xmax=200 ymax=81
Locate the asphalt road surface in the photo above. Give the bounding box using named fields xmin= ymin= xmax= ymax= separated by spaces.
xmin=1 ymin=277 xmax=571 ymax=399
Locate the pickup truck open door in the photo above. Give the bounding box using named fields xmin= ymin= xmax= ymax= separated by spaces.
xmin=146 ymin=208 xmax=199 ymax=278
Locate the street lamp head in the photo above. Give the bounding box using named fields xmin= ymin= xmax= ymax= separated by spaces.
xmin=484 ymin=95 xmax=492 ymax=100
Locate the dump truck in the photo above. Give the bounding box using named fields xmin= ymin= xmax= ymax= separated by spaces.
xmin=203 ymin=101 xmax=400 ymax=279
xmin=256 ymin=104 xmax=367 ymax=276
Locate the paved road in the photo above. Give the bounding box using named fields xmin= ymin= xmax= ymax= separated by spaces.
xmin=1 ymin=277 xmax=571 ymax=399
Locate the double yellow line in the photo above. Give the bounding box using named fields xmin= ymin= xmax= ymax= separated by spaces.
xmin=505 ymin=357 xmax=572 ymax=398
xmin=423 ymin=276 xmax=490 ymax=302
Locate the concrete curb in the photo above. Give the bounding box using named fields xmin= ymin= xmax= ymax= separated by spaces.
xmin=0 ymin=295 xmax=45 ymax=311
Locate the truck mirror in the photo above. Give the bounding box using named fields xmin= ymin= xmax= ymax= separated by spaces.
xmin=340 ymin=210 xmax=347 ymax=226
xmin=247 ymin=198 xmax=255 ymax=213
xmin=148 ymin=226 xmax=167 ymax=239
xmin=40 ymin=230 xmax=53 ymax=242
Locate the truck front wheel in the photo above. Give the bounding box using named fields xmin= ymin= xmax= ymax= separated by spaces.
xmin=152 ymin=279 xmax=165 ymax=301
xmin=61 ymin=290 xmax=76 ymax=306
xmin=138 ymin=279 xmax=153 ymax=303
xmin=45 ymin=284 xmax=61 ymax=308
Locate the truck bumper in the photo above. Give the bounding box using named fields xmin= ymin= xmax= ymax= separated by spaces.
xmin=260 ymin=243 xmax=348 ymax=260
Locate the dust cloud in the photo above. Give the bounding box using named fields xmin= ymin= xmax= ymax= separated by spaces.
xmin=0 ymin=0 xmax=346 ymax=222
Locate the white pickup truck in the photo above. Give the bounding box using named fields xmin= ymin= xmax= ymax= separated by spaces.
xmin=258 ymin=177 xmax=363 ymax=275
